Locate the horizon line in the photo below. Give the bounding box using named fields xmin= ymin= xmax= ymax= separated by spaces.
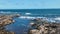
xmin=0 ymin=8 xmax=60 ymax=10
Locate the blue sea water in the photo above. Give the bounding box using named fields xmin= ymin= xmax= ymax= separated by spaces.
xmin=0 ymin=9 xmax=60 ymax=34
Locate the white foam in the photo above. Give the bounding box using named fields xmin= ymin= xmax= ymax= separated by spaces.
xmin=0 ymin=11 xmax=11 ymax=13
xmin=54 ymin=17 xmax=60 ymax=20
xmin=47 ymin=19 xmax=56 ymax=22
xmin=19 ymin=16 xmax=35 ymax=19
xmin=25 ymin=13 xmax=31 ymax=15
xmin=19 ymin=16 xmax=60 ymax=22
xmin=0 ymin=11 xmax=18 ymax=14
xmin=30 ymin=23 xmax=34 ymax=25
xmin=19 ymin=16 xmax=46 ymax=19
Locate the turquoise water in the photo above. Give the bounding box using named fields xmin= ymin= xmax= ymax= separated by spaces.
xmin=0 ymin=9 xmax=60 ymax=34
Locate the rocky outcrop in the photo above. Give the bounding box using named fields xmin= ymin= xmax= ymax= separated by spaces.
xmin=0 ymin=14 xmax=20 ymax=34
xmin=29 ymin=18 xmax=60 ymax=34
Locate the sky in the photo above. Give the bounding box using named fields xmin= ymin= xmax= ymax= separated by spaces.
xmin=0 ymin=0 xmax=60 ymax=9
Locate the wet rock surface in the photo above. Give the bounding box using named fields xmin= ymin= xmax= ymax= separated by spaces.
xmin=28 ymin=18 xmax=60 ymax=34
xmin=0 ymin=14 xmax=20 ymax=34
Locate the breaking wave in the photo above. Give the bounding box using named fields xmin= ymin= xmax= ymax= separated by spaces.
xmin=0 ymin=11 xmax=60 ymax=23
xmin=25 ymin=13 xmax=31 ymax=15
xmin=19 ymin=16 xmax=60 ymax=23
xmin=54 ymin=17 xmax=60 ymax=20
xmin=19 ymin=16 xmax=46 ymax=19
xmin=0 ymin=11 xmax=19 ymax=14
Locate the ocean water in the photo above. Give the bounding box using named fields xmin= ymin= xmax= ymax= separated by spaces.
xmin=0 ymin=9 xmax=60 ymax=34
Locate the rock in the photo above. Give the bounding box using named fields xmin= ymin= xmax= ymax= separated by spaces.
xmin=0 ymin=14 xmax=20 ymax=34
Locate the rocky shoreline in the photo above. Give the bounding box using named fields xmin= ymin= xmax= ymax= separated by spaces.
xmin=28 ymin=18 xmax=60 ymax=34
xmin=0 ymin=14 xmax=20 ymax=34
